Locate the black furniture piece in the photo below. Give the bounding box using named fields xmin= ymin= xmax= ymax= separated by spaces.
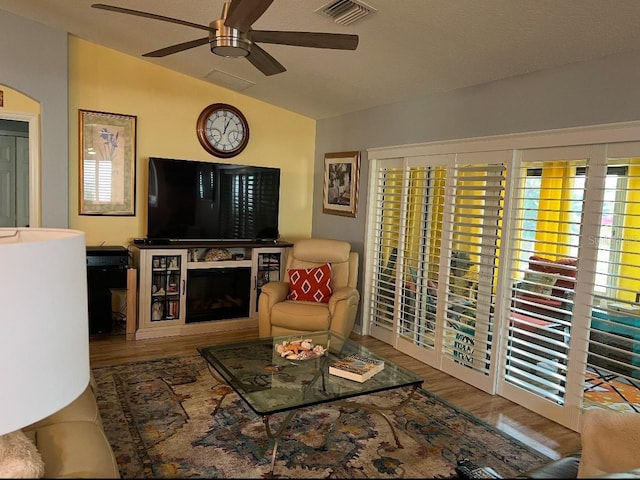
xmin=86 ymin=246 xmax=129 ymax=334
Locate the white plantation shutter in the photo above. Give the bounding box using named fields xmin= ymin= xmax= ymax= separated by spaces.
xmin=582 ymin=150 xmax=640 ymax=410
xmin=397 ymin=164 xmax=446 ymax=350
xmin=83 ymin=159 xmax=96 ymax=201
xmin=441 ymin=163 xmax=505 ymax=375
xmin=83 ymin=159 xmax=112 ymax=202
xmin=365 ymin=153 xmax=507 ymax=391
xmin=365 ymin=127 xmax=640 ymax=430
xmin=505 ymin=154 xmax=586 ymax=404
xmin=366 ymin=157 xmax=451 ymax=350
xmin=97 ymin=160 xmax=112 ymax=201
xmin=367 ymin=161 xmax=405 ymax=343
xmin=504 ymin=147 xmax=640 ymax=412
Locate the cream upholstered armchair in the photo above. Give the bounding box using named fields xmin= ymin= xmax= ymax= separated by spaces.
xmin=258 ymin=238 xmax=360 ymax=339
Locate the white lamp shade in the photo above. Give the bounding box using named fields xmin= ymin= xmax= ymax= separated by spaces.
xmin=0 ymin=228 xmax=90 ymax=435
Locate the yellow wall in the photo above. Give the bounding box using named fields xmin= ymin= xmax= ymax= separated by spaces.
xmin=0 ymin=84 xmax=40 ymax=113
xmin=68 ymin=37 xmax=315 ymax=246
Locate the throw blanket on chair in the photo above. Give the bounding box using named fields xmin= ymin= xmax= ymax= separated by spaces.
xmin=578 ymin=409 xmax=640 ymax=477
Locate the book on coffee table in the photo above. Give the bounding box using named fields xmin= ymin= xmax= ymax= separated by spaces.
xmin=329 ymin=353 xmax=385 ymax=382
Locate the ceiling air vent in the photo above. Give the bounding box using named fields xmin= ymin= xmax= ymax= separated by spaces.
xmin=202 ymin=69 xmax=255 ymax=92
xmin=316 ymin=0 xmax=376 ymax=26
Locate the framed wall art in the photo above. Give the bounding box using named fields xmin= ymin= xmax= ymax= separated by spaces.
xmin=79 ymin=109 xmax=137 ymax=215
xmin=322 ymin=150 xmax=360 ymax=217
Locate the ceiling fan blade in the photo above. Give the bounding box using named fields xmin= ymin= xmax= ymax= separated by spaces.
xmin=246 ymin=44 xmax=286 ymax=76
xmin=142 ymin=37 xmax=210 ymax=57
xmin=252 ymin=30 xmax=359 ymax=50
xmin=91 ymin=3 xmax=214 ymax=32
xmin=224 ymin=0 xmax=274 ymax=32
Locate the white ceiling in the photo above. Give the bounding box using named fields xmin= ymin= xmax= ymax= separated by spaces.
xmin=3 ymin=0 xmax=640 ymax=119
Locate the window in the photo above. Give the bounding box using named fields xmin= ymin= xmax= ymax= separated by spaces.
xmin=506 ymin=157 xmax=586 ymax=404
xmin=367 ymin=163 xmax=407 ymax=341
xmin=364 ymin=125 xmax=640 ymax=431
xmin=582 ymin=166 xmax=627 ymax=298
xmin=365 ymin=152 xmax=507 ymax=393
xmin=522 ymin=166 xmax=628 ymax=297
xmin=441 ymin=163 xmax=504 ymax=373
xmin=583 ymin=157 xmax=640 ymax=408
xmin=82 ymin=158 xmax=112 ymax=202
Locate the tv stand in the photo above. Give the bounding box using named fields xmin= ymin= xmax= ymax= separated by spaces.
xmin=130 ymin=242 xmax=292 ymax=340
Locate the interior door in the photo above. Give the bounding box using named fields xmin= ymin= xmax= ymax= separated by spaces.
xmin=15 ymin=136 xmax=29 ymax=226
xmin=0 ymin=126 xmax=29 ymax=227
xmin=0 ymin=134 xmax=17 ymax=227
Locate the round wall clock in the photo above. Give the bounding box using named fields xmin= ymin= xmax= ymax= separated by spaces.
xmin=196 ymin=103 xmax=249 ymax=158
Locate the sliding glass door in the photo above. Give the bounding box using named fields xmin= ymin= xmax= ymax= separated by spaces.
xmin=582 ymin=143 xmax=640 ymax=414
xmin=499 ymin=146 xmax=591 ymax=425
xmin=366 ymin=152 xmax=508 ymax=393
xmin=363 ymin=127 xmax=640 ymax=431
xmin=500 ymin=144 xmax=640 ymax=424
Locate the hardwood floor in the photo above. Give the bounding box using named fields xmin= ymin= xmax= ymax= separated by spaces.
xmin=89 ymin=328 xmax=581 ymax=461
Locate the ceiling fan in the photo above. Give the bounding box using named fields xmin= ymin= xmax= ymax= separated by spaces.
xmin=91 ymin=1 xmax=359 ymax=76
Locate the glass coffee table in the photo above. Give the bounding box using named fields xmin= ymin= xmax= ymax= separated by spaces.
xmin=198 ymin=331 xmax=423 ymax=475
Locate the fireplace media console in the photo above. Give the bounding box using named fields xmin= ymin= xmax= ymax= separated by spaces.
xmin=131 ymin=242 xmax=291 ymax=340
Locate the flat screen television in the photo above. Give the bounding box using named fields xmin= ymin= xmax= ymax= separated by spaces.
xmin=147 ymin=157 xmax=280 ymax=242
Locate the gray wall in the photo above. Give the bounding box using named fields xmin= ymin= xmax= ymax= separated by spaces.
xmin=0 ymin=10 xmax=68 ymax=227
xmin=314 ymin=49 xmax=640 ymax=330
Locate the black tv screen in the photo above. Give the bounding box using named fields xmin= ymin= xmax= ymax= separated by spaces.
xmin=147 ymin=157 xmax=280 ymax=242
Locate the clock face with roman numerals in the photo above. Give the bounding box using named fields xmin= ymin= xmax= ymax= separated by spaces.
xmin=196 ymin=103 xmax=249 ymax=158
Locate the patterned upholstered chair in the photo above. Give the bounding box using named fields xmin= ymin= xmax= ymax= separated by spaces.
xmin=257 ymin=238 xmax=360 ymax=339
xmin=512 ymin=255 xmax=577 ymax=329
xmin=509 ymin=254 xmax=577 ymax=377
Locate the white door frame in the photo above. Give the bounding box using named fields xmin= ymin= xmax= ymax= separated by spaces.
xmin=0 ymin=110 xmax=40 ymax=227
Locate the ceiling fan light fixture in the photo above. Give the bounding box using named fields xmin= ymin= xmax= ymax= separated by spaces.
xmin=211 ymin=38 xmax=250 ymax=57
xmin=92 ymin=1 xmax=358 ymax=76
xmin=210 ymin=19 xmax=250 ymax=57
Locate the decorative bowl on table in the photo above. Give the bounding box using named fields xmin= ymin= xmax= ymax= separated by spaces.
xmin=275 ymin=338 xmax=327 ymax=360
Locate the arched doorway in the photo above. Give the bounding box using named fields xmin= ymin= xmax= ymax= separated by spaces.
xmin=0 ymin=85 xmax=41 ymax=227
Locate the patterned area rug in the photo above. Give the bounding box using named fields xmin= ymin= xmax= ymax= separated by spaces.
xmin=583 ymin=370 xmax=640 ymax=413
xmin=93 ymin=355 xmax=551 ymax=479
